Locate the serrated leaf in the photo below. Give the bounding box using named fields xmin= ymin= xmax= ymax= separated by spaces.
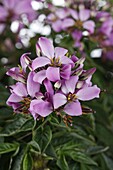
xmin=23 ymin=153 xmax=32 ymax=170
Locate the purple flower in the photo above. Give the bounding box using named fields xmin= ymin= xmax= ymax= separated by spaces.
xmin=32 ymin=37 xmax=74 ymax=83
xmin=7 ymin=71 xmax=40 ymax=114
xmin=6 ymin=53 xmax=31 ymax=83
xmin=62 ymin=8 xmax=95 ymax=34
xmin=53 ymin=76 xmax=100 ymax=116
xmin=0 ymin=0 xmax=38 ymax=33
xmin=6 ymin=36 xmax=100 ymax=120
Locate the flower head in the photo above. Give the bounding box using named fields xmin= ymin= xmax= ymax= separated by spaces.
xmin=6 ymin=37 xmax=100 ymax=120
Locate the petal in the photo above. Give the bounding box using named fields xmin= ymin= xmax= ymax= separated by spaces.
xmin=56 ymin=8 xmax=69 ymax=19
xmin=13 ymin=82 xmax=27 ymax=97
xmin=38 ymin=37 xmax=54 ymax=59
xmin=6 ymin=67 xmax=25 ymax=83
xmin=61 ymin=81 xmax=69 ymax=94
xmin=62 ymin=18 xmax=75 ymax=29
xmin=33 ymin=70 xmax=46 ymax=84
xmin=53 ymin=93 xmax=67 ymax=109
xmin=60 ymin=56 xmax=74 ymax=67
xmin=0 ymin=6 xmax=8 ymax=19
xmin=52 ymin=20 xmax=63 ymax=32
xmin=20 ymin=53 xmax=31 ymax=72
xmin=64 ymin=101 xmax=82 ymax=116
xmin=55 ymin=47 xmax=68 ymax=59
xmin=33 ymin=100 xmax=53 ymax=117
xmin=15 ymin=0 xmax=32 ymax=14
xmin=70 ymin=9 xmax=79 ymax=20
xmin=0 ymin=24 xmax=5 ymax=34
xmin=83 ymin=20 xmax=95 ymax=34
xmin=44 ymin=79 xmax=54 ymax=95
xmin=65 ymin=76 xmax=79 ymax=93
xmin=6 ymin=93 xmax=22 ymax=105
xmin=3 ymin=0 xmax=16 ymax=9
xmin=46 ymin=67 xmax=60 ymax=82
xmin=79 ymin=9 xmax=90 ymax=21
xmin=27 ymin=72 xmax=40 ymax=98
xmin=76 ymin=85 xmax=100 ymax=101
xmin=32 ymin=57 xmax=50 ymax=70
xmin=60 ymin=64 xmax=71 ymax=80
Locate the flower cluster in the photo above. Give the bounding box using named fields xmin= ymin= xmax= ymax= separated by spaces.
xmin=0 ymin=0 xmax=38 ymax=34
xmin=47 ymin=4 xmax=95 ymax=48
xmin=47 ymin=1 xmax=113 ymax=61
xmin=6 ymin=37 xmax=100 ymax=120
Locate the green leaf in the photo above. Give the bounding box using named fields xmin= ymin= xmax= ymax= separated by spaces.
xmin=57 ymin=155 xmax=69 ymax=170
xmin=11 ymin=145 xmax=27 ymax=170
xmin=0 ymin=143 xmax=19 ymax=154
xmin=33 ymin=125 xmax=52 ymax=153
xmin=66 ymin=151 xmax=97 ymax=166
xmin=29 ymin=141 xmax=41 ymax=153
xmin=102 ymin=154 xmax=113 ymax=170
xmin=46 ymin=144 xmax=57 ymax=158
xmin=20 ymin=118 xmax=35 ymax=131
xmin=23 ymin=153 xmax=32 ymax=170
xmin=87 ymin=146 xmax=109 ymax=155
xmin=0 ymin=114 xmax=30 ymax=136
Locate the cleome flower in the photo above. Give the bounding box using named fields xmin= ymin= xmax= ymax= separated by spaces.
xmin=6 ymin=37 xmax=100 ymax=120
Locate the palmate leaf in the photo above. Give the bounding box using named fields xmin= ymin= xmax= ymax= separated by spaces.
xmin=33 ymin=125 xmax=52 ymax=153
xmin=0 ymin=143 xmax=19 ymax=154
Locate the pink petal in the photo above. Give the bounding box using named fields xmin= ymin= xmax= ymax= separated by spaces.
xmin=62 ymin=18 xmax=75 ymax=29
xmin=20 ymin=53 xmax=31 ymax=72
xmin=65 ymin=76 xmax=79 ymax=93
xmin=52 ymin=20 xmax=63 ymax=32
xmin=46 ymin=67 xmax=60 ymax=82
xmin=0 ymin=24 xmax=5 ymax=33
xmin=32 ymin=57 xmax=50 ymax=70
xmin=79 ymin=9 xmax=90 ymax=21
xmin=0 ymin=6 xmax=8 ymax=19
xmin=76 ymin=85 xmax=100 ymax=101
xmin=33 ymin=70 xmax=46 ymax=84
xmin=83 ymin=20 xmax=95 ymax=34
xmin=70 ymin=9 xmax=79 ymax=20
xmin=44 ymin=79 xmax=54 ymax=95
xmin=56 ymin=8 xmax=69 ymax=19
xmin=27 ymin=72 xmax=40 ymax=98
xmin=55 ymin=47 xmax=68 ymax=59
xmin=3 ymin=0 xmax=17 ymax=9
xmin=60 ymin=56 xmax=74 ymax=67
xmin=33 ymin=100 xmax=53 ymax=117
xmin=15 ymin=0 xmax=32 ymax=14
xmin=38 ymin=37 xmax=54 ymax=59
xmin=60 ymin=64 xmax=71 ymax=80
xmin=64 ymin=101 xmax=82 ymax=116
xmin=7 ymin=93 xmax=22 ymax=105
xmin=53 ymin=93 xmax=67 ymax=109
xmin=13 ymin=82 xmax=27 ymax=97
